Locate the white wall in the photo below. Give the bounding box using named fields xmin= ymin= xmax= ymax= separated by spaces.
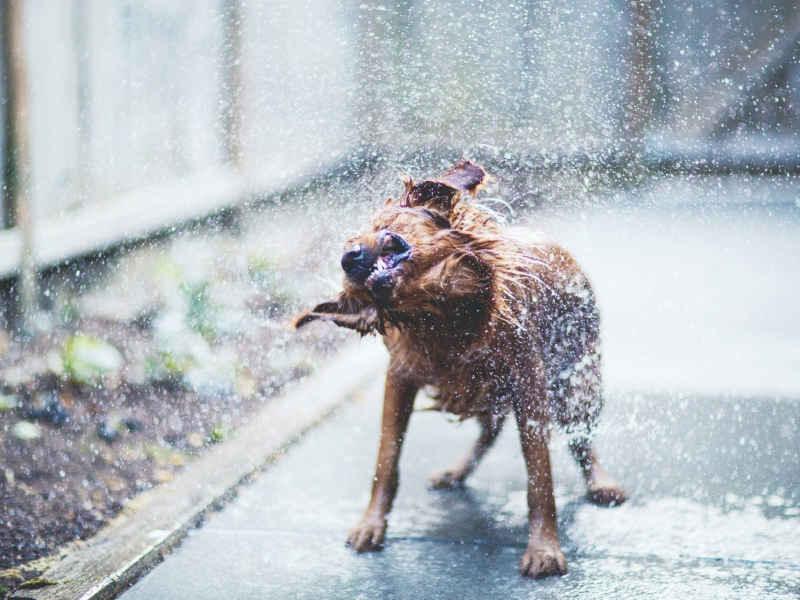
xmin=17 ymin=0 xmax=359 ymax=223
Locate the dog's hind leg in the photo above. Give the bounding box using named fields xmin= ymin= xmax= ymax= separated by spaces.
xmin=569 ymin=437 xmax=627 ymax=506
xmin=551 ymin=352 xmax=627 ymax=507
xmin=428 ymin=411 xmax=506 ymax=490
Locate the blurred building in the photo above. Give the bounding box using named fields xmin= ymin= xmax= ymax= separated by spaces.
xmin=0 ymin=0 xmax=797 ymax=279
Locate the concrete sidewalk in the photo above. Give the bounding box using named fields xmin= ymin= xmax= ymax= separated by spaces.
xmin=123 ymin=376 xmax=800 ymax=599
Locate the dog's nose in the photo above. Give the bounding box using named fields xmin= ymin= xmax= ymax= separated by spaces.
xmin=341 ymin=244 xmax=368 ymax=276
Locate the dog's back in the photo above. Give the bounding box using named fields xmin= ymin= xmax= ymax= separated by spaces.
xmin=390 ymin=224 xmax=603 ymax=427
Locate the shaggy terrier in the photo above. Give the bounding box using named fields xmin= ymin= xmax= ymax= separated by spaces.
xmin=296 ymin=159 xmax=625 ymax=578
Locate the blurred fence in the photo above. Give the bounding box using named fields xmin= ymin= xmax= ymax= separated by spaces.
xmin=0 ymin=0 xmax=358 ymax=277
xmin=0 ymin=0 xmax=798 ymax=280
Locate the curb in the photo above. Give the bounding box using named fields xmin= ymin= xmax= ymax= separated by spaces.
xmin=10 ymin=338 xmax=387 ymax=600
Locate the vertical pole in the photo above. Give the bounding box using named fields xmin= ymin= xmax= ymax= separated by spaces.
xmin=3 ymin=0 xmax=37 ymax=338
xmin=623 ymin=0 xmax=655 ymax=165
xmin=73 ymin=0 xmax=92 ymax=207
xmin=225 ymin=0 xmax=245 ymax=168
xmin=355 ymin=2 xmax=398 ymax=153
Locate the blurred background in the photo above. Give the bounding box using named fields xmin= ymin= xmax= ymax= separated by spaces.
xmin=2 ymin=0 xmax=799 ymax=272
xmin=0 ymin=0 xmax=798 ymax=581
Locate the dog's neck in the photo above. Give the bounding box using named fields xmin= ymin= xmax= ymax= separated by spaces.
xmin=387 ymin=295 xmax=504 ymax=354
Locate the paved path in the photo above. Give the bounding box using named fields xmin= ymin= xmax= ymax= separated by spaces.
xmin=529 ymin=187 xmax=800 ymax=397
xmin=123 ymin=374 xmax=800 ymax=599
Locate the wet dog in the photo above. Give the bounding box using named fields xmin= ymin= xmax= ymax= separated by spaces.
xmin=295 ymin=159 xmax=626 ymax=578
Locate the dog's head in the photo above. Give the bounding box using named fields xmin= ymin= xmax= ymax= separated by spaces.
xmin=295 ymin=159 xmax=492 ymax=334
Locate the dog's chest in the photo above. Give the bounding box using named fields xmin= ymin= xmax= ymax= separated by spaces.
xmin=433 ymin=354 xmax=517 ymax=417
xmin=391 ymin=330 xmax=520 ymax=417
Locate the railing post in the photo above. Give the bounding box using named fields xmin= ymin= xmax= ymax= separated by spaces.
xmin=623 ymin=0 xmax=655 ymax=170
xmin=225 ymin=0 xmax=245 ymax=168
xmin=355 ymin=1 xmax=401 ymax=153
xmin=2 ymin=0 xmax=38 ymax=338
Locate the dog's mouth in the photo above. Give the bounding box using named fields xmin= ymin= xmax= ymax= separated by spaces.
xmin=364 ymin=256 xmax=391 ymax=291
xmin=365 ymin=233 xmax=410 ymax=293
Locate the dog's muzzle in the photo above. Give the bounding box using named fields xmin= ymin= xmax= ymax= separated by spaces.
xmin=341 ymin=233 xmax=410 ymax=298
xmin=341 ymin=244 xmax=374 ymax=279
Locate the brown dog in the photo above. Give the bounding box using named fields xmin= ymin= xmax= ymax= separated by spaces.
xmin=295 ymin=159 xmax=626 ymax=578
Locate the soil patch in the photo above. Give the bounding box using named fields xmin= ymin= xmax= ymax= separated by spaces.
xmin=0 ymin=318 xmax=342 ymax=582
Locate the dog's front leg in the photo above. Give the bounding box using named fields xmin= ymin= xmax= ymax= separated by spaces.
xmin=513 ymin=360 xmax=568 ymax=579
xmin=347 ymin=367 xmax=417 ymax=553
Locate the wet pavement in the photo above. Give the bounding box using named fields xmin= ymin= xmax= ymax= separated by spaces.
xmin=123 ymin=375 xmax=800 ymax=599
xmin=530 ymin=190 xmax=800 ymax=398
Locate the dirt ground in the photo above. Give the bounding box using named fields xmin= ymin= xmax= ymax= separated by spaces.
xmin=0 ymin=174 xmax=375 ymax=593
xmin=0 ymin=321 xmax=342 ymax=589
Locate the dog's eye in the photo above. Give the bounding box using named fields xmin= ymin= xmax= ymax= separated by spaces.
xmin=380 ymin=232 xmax=408 ymax=255
xmin=382 ymin=239 xmax=401 ymax=254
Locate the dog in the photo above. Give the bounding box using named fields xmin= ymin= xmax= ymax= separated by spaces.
xmin=295 ymin=159 xmax=626 ymax=578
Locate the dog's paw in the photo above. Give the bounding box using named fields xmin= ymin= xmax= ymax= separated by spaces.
xmin=346 ymin=518 xmax=387 ymax=553
xmin=427 ymin=470 xmax=466 ymax=490
xmin=587 ymin=482 xmax=628 ymax=507
xmin=519 ymin=545 xmax=568 ymax=579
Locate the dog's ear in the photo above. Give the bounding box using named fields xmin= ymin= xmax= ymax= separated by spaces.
xmin=438 ymin=159 xmax=488 ymax=197
xmin=294 ymin=293 xmax=380 ymax=335
xmin=399 ymin=159 xmax=487 ymax=215
xmin=404 ymin=180 xmax=460 ymax=214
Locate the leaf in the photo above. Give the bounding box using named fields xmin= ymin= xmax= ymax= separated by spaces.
xmin=18 ymin=577 xmax=59 ymax=589
xmin=0 ymin=394 xmax=18 ymax=411
xmin=13 ymin=421 xmax=41 ymax=441
xmin=62 ymin=335 xmax=123 ymax=384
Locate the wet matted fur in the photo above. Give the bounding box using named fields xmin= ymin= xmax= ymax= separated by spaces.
xmin=296 ymin=159 xmax=626 ymax=579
